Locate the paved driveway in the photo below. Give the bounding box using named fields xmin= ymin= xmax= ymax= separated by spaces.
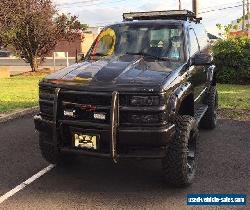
xmin=0 ymin=115 xmax=249 ymax=209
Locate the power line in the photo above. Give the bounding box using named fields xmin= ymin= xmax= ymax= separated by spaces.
xmin=55 ymin=0 xmax=247 ymax=25
xmin=59 ymin=0 xmax=127 ymax=9
xmin=199 ymin=1 xmax=242 ymax=11
xmin=56 ymin=0 xmax=100 ymax=6
xmin=57 ymin=0 xmax=126 ymax=7
xmin=57 ymin=0 xmax=246 ymax=13
xmin=199 ymin=4 xmax=244 ymax=14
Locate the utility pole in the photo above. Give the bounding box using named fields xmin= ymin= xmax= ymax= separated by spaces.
xmin=247 ymin=0 xmax=250 ymax=37
xmin=248 ymin=0 xmax=250 ymax=15
xmin=192 ymin=0 xmax=200 ymax=18
xmin=178 ymin=0 xmax=182 ymax=10
xmin=242 ymin=0 xmax=245 ymax=31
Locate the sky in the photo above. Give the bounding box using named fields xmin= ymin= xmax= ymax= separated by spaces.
xmin=54 ymin=0 xmax=244 ymax=35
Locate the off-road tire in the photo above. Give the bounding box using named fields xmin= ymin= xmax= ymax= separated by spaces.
xmin=162 ymin=115 xmax=198 ymax=187
xmin=39 ymin=132 xmax=61 ymax=164
xmin=200 ymin=86 xmax=218 ymax=129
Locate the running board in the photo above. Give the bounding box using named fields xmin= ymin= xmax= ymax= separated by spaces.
xmin=194 ymin=104 xmax=208 ymax=123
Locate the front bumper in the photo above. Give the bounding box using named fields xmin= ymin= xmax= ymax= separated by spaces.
xmin=36 ymin=88 xmax=175 ymax=161
xmin=34 ymin=114 xmax=175 ymax=159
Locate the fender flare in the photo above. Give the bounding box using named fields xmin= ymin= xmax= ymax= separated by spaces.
xmin=167 ymin=82 xmax=194 ymax=118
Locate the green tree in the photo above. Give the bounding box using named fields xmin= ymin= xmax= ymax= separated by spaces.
xmin=0 ymin=0 xmax=87 ymax=71
xmin=224 ymin=24 xmax=232 ymax=38
xmin=216 ymin=23 xmax=222 ymax=31
xmin=55 ymin=13 xmax=88 ymax=42
xmin=213 ymin=36 xmax=250 ymax=84
xmin=236 ymin=18 xmax=242 ymax=24
xmin=233 ymin=25 xmax=238 ymax=31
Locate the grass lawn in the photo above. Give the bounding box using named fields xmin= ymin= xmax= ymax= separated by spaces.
xmin=0 ymin=75 xmax=43 ymax=114
xmin=217 ymin=84 xmax=250 ymax=120
xmin=0 ymin=75 xmax=249 ymax=120
xmin=217 ymin=84 xmax=250 ymax=110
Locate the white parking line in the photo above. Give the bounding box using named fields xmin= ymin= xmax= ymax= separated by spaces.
xmin=0 ymin=164 xmax=55 ymax=204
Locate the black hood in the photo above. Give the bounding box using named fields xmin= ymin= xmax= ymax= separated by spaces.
xmin=43 ymin=55 xmax=179 ymax=91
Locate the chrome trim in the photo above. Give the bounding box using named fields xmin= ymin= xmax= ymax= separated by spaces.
xmin=194 ymin=87 xmax=207 ymax=102
xmin=120 ymin=105 xmax=166 ymax=112
xmin=53 ymin=88 xmax=61 ymax=146
xmin=110 ymin=91 xmax=119 ymax=163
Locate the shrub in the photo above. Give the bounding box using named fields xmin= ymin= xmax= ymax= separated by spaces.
xmin=212 ymin=36 xmax=250 ymax=84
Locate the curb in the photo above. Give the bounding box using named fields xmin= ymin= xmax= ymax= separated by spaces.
xmin=0 ymin=106 xmax=39 ymax=123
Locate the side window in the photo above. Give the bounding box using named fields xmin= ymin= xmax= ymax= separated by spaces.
xmin=195 ymin=25 xmax=209 ymax=51
xmin=189 ymin=29 xmax=200 ymax=57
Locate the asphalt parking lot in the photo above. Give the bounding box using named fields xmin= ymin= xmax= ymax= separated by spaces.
xmin=0 ymin=115 xmax=249 ymax=210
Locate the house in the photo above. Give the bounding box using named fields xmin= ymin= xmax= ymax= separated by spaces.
xmin=81 ymin=27 xmax=103 ymax=55
xmin=229 ymin=17 xmax=250 ymax=37
xmin=52 ymin=26 xmax=103 ymax=58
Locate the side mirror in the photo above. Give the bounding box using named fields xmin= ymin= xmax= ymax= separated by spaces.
xmin=191 ymin=53 xmax=212 ymax=66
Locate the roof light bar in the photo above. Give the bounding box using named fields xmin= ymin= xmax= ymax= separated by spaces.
xmin=123 ymin=10 xmax=202 ymax=22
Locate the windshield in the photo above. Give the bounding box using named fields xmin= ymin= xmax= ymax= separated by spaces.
xmin=87 ymin=24 xmax=184 ymax=63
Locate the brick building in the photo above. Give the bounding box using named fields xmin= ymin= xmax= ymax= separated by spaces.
xmin=53 ymin=34 xmax=83 ymax=57
xmin=51 ymin=27 xmax=103 ymax=58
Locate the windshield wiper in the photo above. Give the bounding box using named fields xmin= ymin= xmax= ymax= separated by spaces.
xmin=125 ymin=52 xmax=168 ymax=61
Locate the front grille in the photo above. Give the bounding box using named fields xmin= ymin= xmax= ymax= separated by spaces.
xmin=60 ymin=91 xmax=112 ymax=124
xmin=39 ymin=100 xmax=53 ymax=116
xmin=61 ymin=91 xmax=112 ymax=106
xmin=38 ymin=87 xmax=166 ymax=127
xmin=39 ymin=86 xmax=55 ymax=118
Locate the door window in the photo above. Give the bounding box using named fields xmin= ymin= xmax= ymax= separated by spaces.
xmin=189 ymin=29 xmax=200 ymax=57
xmin=195 ymin=25 xmax=209 ymax=50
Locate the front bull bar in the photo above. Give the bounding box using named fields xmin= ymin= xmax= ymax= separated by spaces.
xmin=110 ymin=91 xmax=119 ymax=163
xmin=52 ymin=88 xmax=120 ymax=163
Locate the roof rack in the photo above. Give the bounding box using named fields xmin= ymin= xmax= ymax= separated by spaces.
xmin=123 ymin=10 xmax=202 ymax=23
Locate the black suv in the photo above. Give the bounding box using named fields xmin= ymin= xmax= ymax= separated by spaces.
xmin=34 ymin=10 xmax=218 ymax=187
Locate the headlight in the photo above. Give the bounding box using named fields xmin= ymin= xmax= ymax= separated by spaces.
xmin=130 ymin=96 xmax=160 ymax=106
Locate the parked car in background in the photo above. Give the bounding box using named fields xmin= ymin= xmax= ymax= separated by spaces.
xmin=0 ymin=50 xmax=11 ymax=57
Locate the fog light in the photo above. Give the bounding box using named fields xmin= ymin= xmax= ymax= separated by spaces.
xmin=94 ymin=113 xmax=106 ymax=120
xmin=64 ymin=109 xmax=76 ymax=118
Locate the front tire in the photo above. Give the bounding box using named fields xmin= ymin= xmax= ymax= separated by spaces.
xmin=162 ymin=115 xmax=198 ymax=187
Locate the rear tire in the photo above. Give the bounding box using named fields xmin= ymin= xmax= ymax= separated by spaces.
xmin=200 ymin=86 xmax=218 ymax=129
xmin=162 ymin=115 xmax=198 ymax=187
